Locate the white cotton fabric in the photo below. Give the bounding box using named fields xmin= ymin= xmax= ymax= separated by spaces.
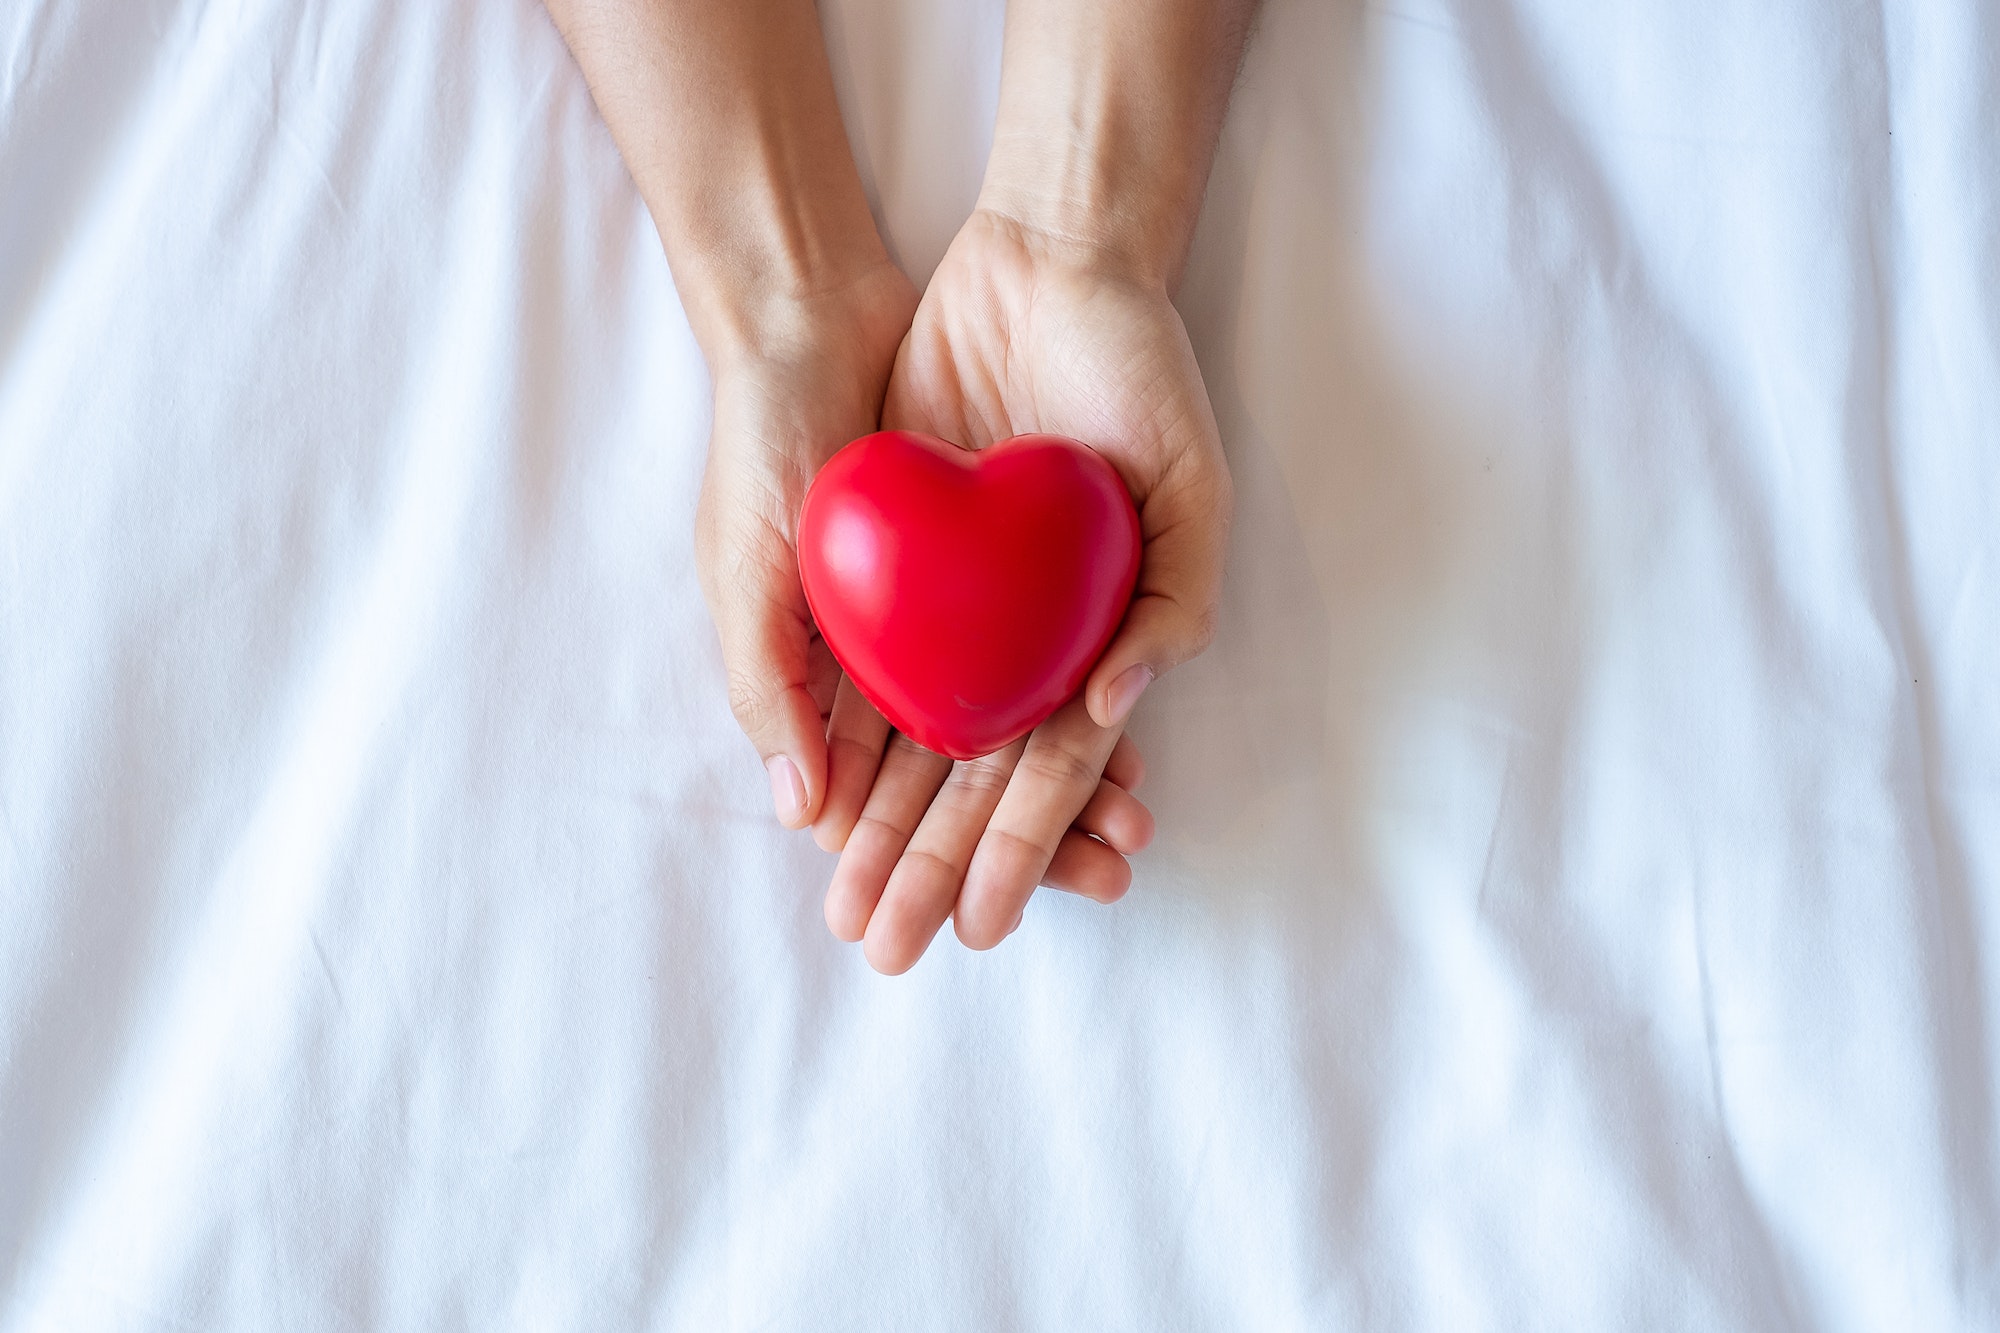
xmin=3 ymin=0 xmax=1997 ymax=1326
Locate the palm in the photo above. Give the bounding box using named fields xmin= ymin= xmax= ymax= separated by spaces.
xmin=886 ymin=214 xmax=1215 ymax=504
xmin=814 ymin=211 xmax=1229 ymax=974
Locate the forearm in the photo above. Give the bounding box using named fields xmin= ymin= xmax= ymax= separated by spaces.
xmin=542 ymin=0 xmax=892 ymax=360
xmin=979 ymin=0 xmax=1259 ymax=291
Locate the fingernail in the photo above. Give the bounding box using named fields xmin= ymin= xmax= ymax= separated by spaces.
xmin=766 ymin=755 xmax=805 ymax=825
xmin=1105 ymin=664 xmax=1154 ymax=727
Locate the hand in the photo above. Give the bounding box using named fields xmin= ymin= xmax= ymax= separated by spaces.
xmin=812 ymin=210 xmax=1233 ymax=972
xmin=694 ymin=265 xmax=920 ymax=827
xmin=542 ymin=0 xmax=921 ymax=823
xmin=546 ymin=0 xmax=1250 ymax=974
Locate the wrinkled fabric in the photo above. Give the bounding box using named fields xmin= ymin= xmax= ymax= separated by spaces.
xmin=2 ymin=0 xmax=1996 ymax=1327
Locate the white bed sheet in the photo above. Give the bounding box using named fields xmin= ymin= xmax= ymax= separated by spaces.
xmin=3 ymin=0 xmax=1997 ymax=1327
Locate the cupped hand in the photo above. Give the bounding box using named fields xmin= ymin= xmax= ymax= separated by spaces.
xmin=813 ymin=210 xmax=1234 ymax=973
xmin=694 ymin=265 xmax=919 ymax=829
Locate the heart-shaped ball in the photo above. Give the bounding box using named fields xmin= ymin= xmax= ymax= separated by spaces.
xmin=799 ymin=430 xmax=1142 ymax=761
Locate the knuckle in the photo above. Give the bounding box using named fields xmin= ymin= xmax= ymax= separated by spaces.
xmin=828 ymin=731 xmax=884 ymax=765
xmin=897 ymin=847 xmax=966 ymax=896
xmin=854 ymin=810 xmax=916 ymax=846
xmin=986 ymin=825 xmax=1059 ymax=878
xmin=952 ymin=754 xmax=1015 ymax=799
xmin=1019 ymin=743 xmax=1098 ymax=793
xmin=724 ymin=673 xmax=780 ymax=736
xmin=886 ymin=731 xmax=938 ymax=764
xmin=1185 ymin=600 xmax=1221 ymax=655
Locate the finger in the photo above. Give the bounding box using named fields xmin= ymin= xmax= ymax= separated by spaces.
xmin=1073 ymin=778 xmax=1154 ymax=856
xmin=863 ymin=742 xmax=1024 ymax=974
xmin=696 ymin=478 xmax=834 ymax=831
xmin=1039 ymin=829 xmax=1133 ymax=904
xmin=1086 ymin=453 xmax=1234 ymax=730
xmin=714 ymin=594 xmax=831 ymax=830
xmin=814 ymin=677 xmax=891 ymax=853
xmin=1103 ymin=732 xmax=1145 ymax=793
xmin=822 ymin=735 xmax=951 ymax=944
xmin=806 ymin=634 xmax=841 ymax=719
xmin=955 ymin=699 xmax=1120 ymax=950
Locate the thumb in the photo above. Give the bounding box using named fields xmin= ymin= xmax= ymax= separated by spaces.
xmin=1084 ymin=461 xmax=1232 ymax=731
xmin=696 ymin=426 xmax=836 ymax=830
xmin=692 ymin=482 xmax=824 ymax=824
xmin=714 ymin=590 xmax=831 ymax=830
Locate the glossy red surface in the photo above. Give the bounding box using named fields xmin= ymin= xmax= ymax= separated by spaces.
xmin=798 ymin=430 xmax=1143 ymax=761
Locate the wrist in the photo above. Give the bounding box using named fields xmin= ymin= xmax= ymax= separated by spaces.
xmin=975 ymin=2 xmax=1250 ymax=293
xmin=675 ymin=221 xmax=904 ymax=372
xmin=946 ymin=205 xmax=1169 ymax=311
xmin=699 ymin=256 xmax=918 ymax=440
xmin=978 ymin=61 xmax=1208 ymax=295
xmin=634 ymin=112 xmax=900 ymax=367
xmin=975 ymin=148 xmax=1188 ymax=294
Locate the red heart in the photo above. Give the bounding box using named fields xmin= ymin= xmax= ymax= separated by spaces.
xmin=799 ymin=430 xmax=1142 ymax=761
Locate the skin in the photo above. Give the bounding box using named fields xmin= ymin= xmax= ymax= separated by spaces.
xmin=544 ymin=0 xmax=1253 ymax=973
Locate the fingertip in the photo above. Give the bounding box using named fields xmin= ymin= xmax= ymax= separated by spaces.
xmin=1076 ymin=842 xmax=1133 ymax=902
xmin=1076 ymin=776 xmax=1155 ymax=856
xmin=1120 ymin=802 xmax=1156 ymax=854
xmin=952 ymin=909 xmax=1008 ymax=953
xmin=823 ymin=888 xmax=867 ymax=943
xmin=750 ymin=689 xmax=833 ymax=828
xmin=862 ymin=931 xmax=920 ymax=976
xmin=720 ymin=582 xmax=835 ymax=809
xmin=1105 ymin=734 xmax=1146 ymax=792
xmin=1090 ymin=661 xmax=1153 ymax=730
xmin=766 ymin=754 xmax=807 ymax=828
xmin=1086 ymin=677 xmax=1119 ymax=731
xmin=1084 ymin=660 xmax=1116 ymax=730
xmin=795 ymin=730 xmax=830 ymax=826
xmin=1042 ymin=830 xmax=1133 ymax=903
xmin=956 ymin=834 xmax=1042 ymax=952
